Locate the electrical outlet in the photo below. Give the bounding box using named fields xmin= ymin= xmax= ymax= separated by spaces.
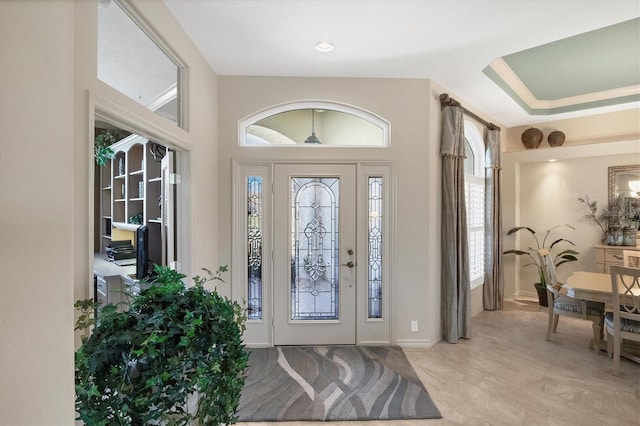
xmin=411 ymin=321 xmax=418 ymax=332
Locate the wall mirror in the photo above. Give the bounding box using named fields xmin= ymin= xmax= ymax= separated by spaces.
xmin=240 ymin=101 xmax=389 ymax=147
xmin=98 ymin=0 xmax=182 ymax=126
xmin=608 ymin=164 xmax=640 ymax=225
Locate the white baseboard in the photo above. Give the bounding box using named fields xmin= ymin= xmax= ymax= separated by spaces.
xmin=357 ymin=340 xmax=391 ymax=346
xmin=516 ymin=290 xmax=537 ymax=299
xmin=395 ymin=339 xmax=434 ymax=348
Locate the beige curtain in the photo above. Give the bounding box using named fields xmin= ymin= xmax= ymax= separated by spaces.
xmin=483 ymin=125 xmax=504 ymax=310
xmin=441 ymin=106 xmax=471 ymax=343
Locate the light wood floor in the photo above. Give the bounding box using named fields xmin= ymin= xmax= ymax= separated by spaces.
xmin=237 ymin=298 xmax=639 ymax=426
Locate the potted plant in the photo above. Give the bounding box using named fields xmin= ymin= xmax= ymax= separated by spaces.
xmin=503 ymin=224 xmax=579 ymax=306
xmin=94 ymin=128 xmax=130 ymax=166
xmin=74 ymin=265 xmax=248 ymax=425
xmin=577 ymin=195 xmax=627 ymax=244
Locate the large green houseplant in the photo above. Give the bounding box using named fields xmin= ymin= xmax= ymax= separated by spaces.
xmin=503 ymin=224 xmax=579 ymax=306
xmin=75 ymin=265 xmax=248 ymax=425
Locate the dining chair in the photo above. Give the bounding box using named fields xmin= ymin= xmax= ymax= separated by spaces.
xmin=622 ymin=250 xmax=640 ymax=268
xmin=605 ymin=265 xmax=640 ymax=376
xmin=537 ymin=249 xmax=605 ymax=353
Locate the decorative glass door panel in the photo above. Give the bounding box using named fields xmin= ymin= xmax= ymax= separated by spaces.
xmin=291 ymin=177 xmax=340 ymax=320
xmin=274 ymin=165 xmax=356 ymax=345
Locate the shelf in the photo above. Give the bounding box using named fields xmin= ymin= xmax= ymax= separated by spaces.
xmin=113 ymin=222 xmax=141 ymax=231
xmin=114 ymin=174 xmax=126 ymax=180
xmin=148 ymin=219 xmax=162 ymax=224
xmin=103 ymin=186 xmax=112 ymax=190
xmin=102 ymin=215 xmax=112 ymax=219
xmin=129 ymin=198 xmax=144 ymax=202
xmin=114 ymin=199 xmax=125 ymax=202
xmin=148 ymin=177 xmax=162 ymax=182
xmin=130 ymin=169 xmax=144 ymax=176
xmin=101 ymin=235 xmax=112 ymax=240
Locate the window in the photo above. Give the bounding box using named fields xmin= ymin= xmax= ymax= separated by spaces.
xmin=247 ymin=176 xmax=263 ymax=319
xmin=98 ymin=0 xmax=183 ymax=126
xmin=239 ymin=101 xmax=390 ymax=147
xmin=368 ymin=177 xmax=383 ymax=318
xmin=464 ymin=121 xmax=485 ymax=289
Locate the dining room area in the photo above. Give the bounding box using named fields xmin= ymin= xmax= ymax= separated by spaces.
xmin=544 ymin=248 xmax=640 ymax=375
xmin=502 ymin=139 xmax=640 ymax=376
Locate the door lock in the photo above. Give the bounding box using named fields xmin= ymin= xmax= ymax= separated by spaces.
xmin=341 ymin=261 xmax=355 ymax=268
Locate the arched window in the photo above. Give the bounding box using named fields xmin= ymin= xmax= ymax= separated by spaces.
xmin=464 ymin=120 xmax=485 ymax=289
xmin=239 ymin=100 xmax=390 ymax=147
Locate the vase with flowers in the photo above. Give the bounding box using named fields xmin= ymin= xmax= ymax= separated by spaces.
xmin=577 ymin=195 xmax=627 ymax=244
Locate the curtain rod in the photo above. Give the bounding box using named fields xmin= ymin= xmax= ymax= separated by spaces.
xmin=439 ymin=93 xmax=500 ymax=131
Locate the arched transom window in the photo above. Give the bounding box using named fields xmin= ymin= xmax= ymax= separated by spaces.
xmin=239 ymin=101 xmax=390 ymax=147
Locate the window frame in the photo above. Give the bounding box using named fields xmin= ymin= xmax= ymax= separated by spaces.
xmin=238 ymin=100 xmax=390 ymax=147
xmin=464 ymin=120 xmax=486 ymax=290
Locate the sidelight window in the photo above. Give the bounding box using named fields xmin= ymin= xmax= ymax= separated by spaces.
xmin=368 ymin=177 xmax=383 ymax=318
xmin=247 ymin=176 xmax=263 ymax=319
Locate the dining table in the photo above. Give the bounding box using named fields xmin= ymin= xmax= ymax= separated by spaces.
xmin=565 ymin=270 xmax=640 ymax=303
xmin=564 ymin=270 xmax=640 ymax=363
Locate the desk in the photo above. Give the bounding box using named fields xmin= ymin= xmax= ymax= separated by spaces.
xmin=93 ymin=254 xmax=138 ymax=307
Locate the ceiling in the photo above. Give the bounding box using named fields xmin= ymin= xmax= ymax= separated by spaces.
xmin=163 ymin=0 xmax=640 ymax=128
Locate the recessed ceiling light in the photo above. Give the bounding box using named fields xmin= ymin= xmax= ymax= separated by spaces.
xmin=315 ymin=42 xmax=334 ymax=53
xmin=548 ymin=159 xmax=557 ymax=162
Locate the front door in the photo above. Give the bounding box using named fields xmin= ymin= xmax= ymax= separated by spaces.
xmin=273 ymin=164 xmax=357 ymax=345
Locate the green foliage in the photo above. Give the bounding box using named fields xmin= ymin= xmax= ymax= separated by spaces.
xmin=75 ymin=265 xmax=248 ymax=425
xmin=503 ymin=224 xmax=579 ymax=286
xmin=94 ymin=130 xmax=117 ymax=166
xmin=128 ymin=212 xmax=143 ymax=225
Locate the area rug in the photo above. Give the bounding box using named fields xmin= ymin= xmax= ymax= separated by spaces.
xmin=236 ymin=345 xmax=442 ymax=422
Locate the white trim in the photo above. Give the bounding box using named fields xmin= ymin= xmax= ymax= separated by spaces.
xmin=238 ymin=100 xmax=390 ymax=147
xmin=396 ymin=339 xmax=434 ymax=348
xmin=489 ymin=57 xmax=640 ymax=109
xmin=357 ymin=340 xmax=392 ymax=346
xmin=145 ymin=83 xmax=177 ymax=112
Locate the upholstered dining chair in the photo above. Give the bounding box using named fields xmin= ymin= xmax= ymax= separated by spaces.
xmin=537 ymin=249 xmax=605 ymax=353
xmin=622 ymin=250 xmax=640 ymax=268
xmin=605 ymin=265 xmax=640 ymax=376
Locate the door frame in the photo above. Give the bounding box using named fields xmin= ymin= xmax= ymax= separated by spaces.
xmin=232 ymin=160 xmax=395 ymax=347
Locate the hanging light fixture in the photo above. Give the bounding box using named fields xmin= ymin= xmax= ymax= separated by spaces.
xmin=304 ymin=109 xmax=321 ymax=144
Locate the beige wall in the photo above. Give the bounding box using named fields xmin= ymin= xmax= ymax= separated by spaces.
xmin=1 ymin=1 xmax=76 ymax=422
xmin=5 ymin=1 xmax=634 ymax=422
xmin=502 ymin=140 xmax=640 ymax=298
xmin=218 ymin=76 xmax=448 ymax=346
xmin=0 ymin=0 xmax=220 ymax=423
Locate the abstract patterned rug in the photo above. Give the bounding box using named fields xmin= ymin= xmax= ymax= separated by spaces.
xmin=236 ymin=346 xmax=442 ymax=422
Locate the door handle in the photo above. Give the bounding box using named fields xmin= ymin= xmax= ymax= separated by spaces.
xmin=341 ymin=261 xmax=355 ymax=268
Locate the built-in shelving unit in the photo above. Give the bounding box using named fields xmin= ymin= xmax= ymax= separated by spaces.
xmin=98 ymin=135 xmax=169 ymax=254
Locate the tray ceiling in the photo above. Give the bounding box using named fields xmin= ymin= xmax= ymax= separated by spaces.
xmin=484 ymin=18 xmax=640 ymax=116
xmin=164 ymin=0 xmax=640 ymax=127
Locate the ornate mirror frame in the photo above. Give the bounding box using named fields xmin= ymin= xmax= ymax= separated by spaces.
xmin=608 ymin=164 xmax=640 ymax=225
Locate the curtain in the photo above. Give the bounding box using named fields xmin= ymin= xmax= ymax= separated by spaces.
xmin=440 ymin=105 xmax=471 ymax=343
xmin=483 ymin=125 xmax=504 ymax=310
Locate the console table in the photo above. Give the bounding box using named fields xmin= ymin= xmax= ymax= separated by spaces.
xmin=594 ymin=244 xmax=640 ymax=273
